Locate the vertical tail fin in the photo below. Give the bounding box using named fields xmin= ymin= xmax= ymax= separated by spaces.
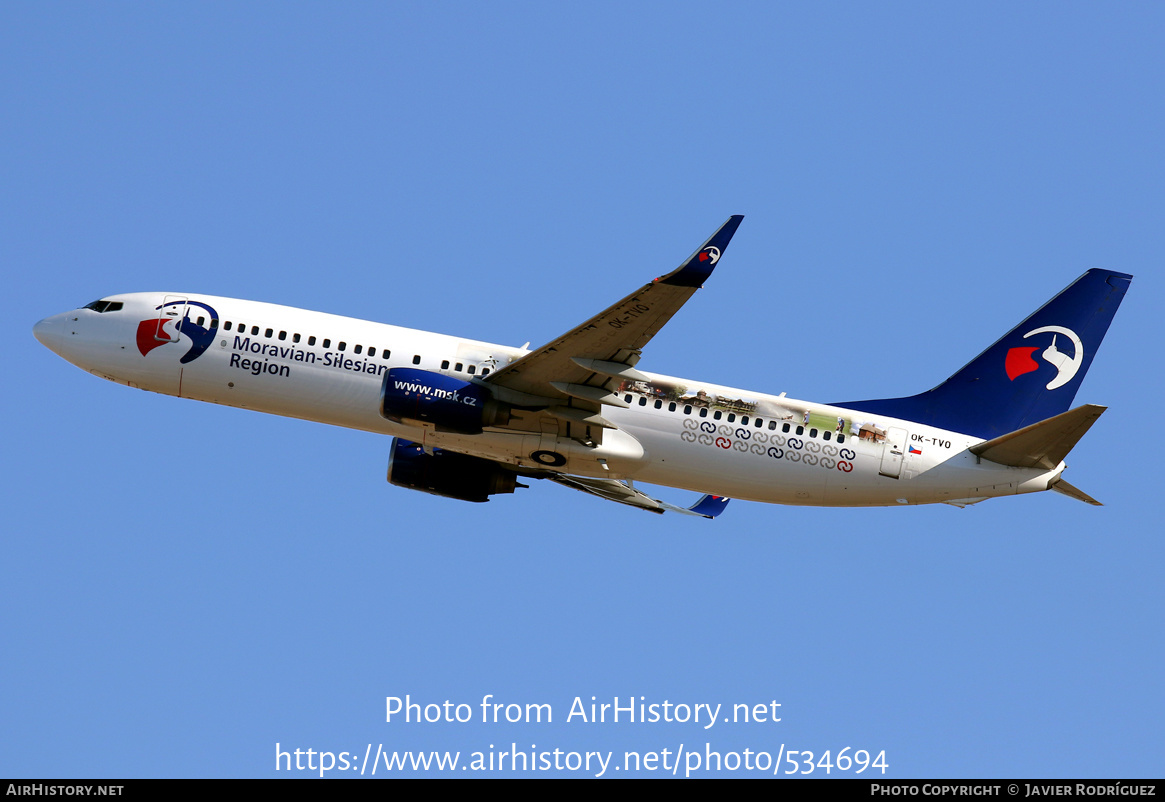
xmin=835 ymin=269 xmax=1132 ymax=439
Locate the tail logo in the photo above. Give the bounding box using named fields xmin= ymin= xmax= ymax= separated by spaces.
xmin=1005 ymin=325 xmax=1083 ymax=390
xmin=699 ymin=246 xmax=721 ymax=264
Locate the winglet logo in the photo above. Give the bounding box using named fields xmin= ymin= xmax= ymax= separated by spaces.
xmin=1005 ymin=325 xmax=1083 ymax=390
xmin=699 ymin=246 xmax=721 ymax=265
xmin=136 ymin=300 xmax=219 ymax=364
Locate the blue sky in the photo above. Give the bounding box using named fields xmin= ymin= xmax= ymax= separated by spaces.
xmin=3 ymin=3 xmax=1162 ymax=778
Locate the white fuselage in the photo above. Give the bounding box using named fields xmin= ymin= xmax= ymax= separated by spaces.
xmin=34 ymin=292 xmax=1063 ymax=508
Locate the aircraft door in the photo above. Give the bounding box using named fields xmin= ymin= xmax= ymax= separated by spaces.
xmin=154 ymin=295 xmax=189 ymax=344
xmin=879 ymin=427 xmax=908 ymax=479
xmin=145 ymin=295 xmax=189 ymax=396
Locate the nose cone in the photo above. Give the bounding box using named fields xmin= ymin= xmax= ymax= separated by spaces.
xmin=33 ymin=314 xmax=62 ymax=352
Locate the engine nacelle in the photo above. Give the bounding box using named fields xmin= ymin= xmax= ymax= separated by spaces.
xmin=380 ymin=368 xmax=510 ymax=434
xmin=387 ymin=438 xmax=521 ymax=503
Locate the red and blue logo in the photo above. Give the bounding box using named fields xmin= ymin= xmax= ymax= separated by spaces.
xmin=136 ymin=300 xmax=219 ymax=364
xmin=1004 ymin=325 xmax=1083 ymax=391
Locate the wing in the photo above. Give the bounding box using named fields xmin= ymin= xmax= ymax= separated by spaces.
xmin=472 ymin=215 xmax=743 ymax=516
xmin=482 ymin=215 xmax=744 ymax=428
xmin=544 ymin=474 xmax=731 ymax=518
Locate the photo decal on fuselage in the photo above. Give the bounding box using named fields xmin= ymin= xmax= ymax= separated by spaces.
xmin=618 ymin=377 xmax=889 ymax=443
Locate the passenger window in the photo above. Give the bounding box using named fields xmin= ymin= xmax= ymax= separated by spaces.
xmin=252 ymin=326 xmax=259 ymax=335
xmin=293 ymin=333 xmax=301 ymax=343
xmin=323 ymin=339 xmax=331 ymax=348
xmin=796 ymin=426 xmax=804 ymax=435
xmin=768 ymin=420 xmax=776 ymax=430
xmin=308 ymin=336 xmax=317 ymax=346
xmin=755 ymin=418 xmax=763 ymax=428
xmin=782 ymin=423 xmax=791 ymax=433
xmin=197 ymin=316 xmax=206 ymax=326
xmin=354 ymin=344 xmax=362 ymax=354
xmin=810 ymin=428 xmax=818 ymax=438
xmin=654 ymin=400 xmax=662 ymax=409
xmin=338 ymin=342 xmax=346 ymax=352
xmin=639 ymin=397 xmax=647 ymax=406
xmin=823 ymin=431 xmax=832 ymax=441
xmin=412 ymin=355 xmax=421 ymax=365
xmin=684 ymin=405 xmax=692 ymax=415
xmin=714 ymin=411 xmax=722 ymax=420
xmin=741 ymin=416 xmax=749 ymax=425
xmin=668 ymin=402 xmax=676 ymax=412
xmin=467 ymin=365 xmax=476 ymax=375
xmin=265 ymin=328 xmax=273 ymax=338
xmin=224 ymin=322 xmax=232 ymax=331
xmin=455 ymin=363 xmax=463 ymax=372
xmin=481 ymin=368 xmax=489 ymax=376
xmin=382 ymin=350 xmax=391 ymax=359
xmin=441 ymin=360 xmax=450 ymax=369
xmin=367 ymin=347 xmax=375 ymax=356
xmin=699 ymin=408 xmax=708 ymax=418
xmin=278 ymin=331 xmax=287 ymax=341
xmin=837 ymin=434 xmax=845 ymax=444
xmin=625 ymin=394 xmax=632 ymax=403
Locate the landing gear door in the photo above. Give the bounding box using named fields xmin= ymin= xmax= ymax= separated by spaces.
xmin=155 ymin=295 xmax=188 ymax=343
xmin=879 ymin=427 xmax=908 ymax=479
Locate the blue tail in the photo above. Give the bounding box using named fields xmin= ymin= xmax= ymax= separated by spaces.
xmin=834 ymin=269 xmax=1132 ymax=439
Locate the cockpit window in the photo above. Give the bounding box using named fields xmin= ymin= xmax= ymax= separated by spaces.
xmin=83 ymin=300 xmax=124 ymax=313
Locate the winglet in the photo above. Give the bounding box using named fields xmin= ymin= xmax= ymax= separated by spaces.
xmin=661 ymin=215 xmax=745 ymax=288
xmin=686 ymin=494 xmax=731 ymax=519
xmin=659 ymin=493 xmax=732 ymax=519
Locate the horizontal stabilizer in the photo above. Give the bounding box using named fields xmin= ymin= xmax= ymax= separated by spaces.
xmin=970 ymin=404 xmax=1106 ymax=470
xmin=1051 ymin=478 xmax=1102 ymax=506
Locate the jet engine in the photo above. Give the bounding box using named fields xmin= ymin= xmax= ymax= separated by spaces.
xmin=387 ymin=438 xmax=522 ymax=503
xmin=380 ymin=368 xmax=510 ymax=434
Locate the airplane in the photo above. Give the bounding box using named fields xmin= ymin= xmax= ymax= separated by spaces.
xmin=33 ymin=215 xmax=1132 ymax=518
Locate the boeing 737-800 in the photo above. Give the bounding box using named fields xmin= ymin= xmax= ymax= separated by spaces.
xmin=33 ymin=216 xmax=1131 ymax=517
